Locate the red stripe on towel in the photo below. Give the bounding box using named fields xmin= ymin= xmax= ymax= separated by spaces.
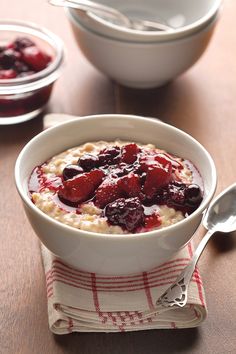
xmin=143 ymin=272 xmax=155 ymax=310
xmin=91 ymin=273 xmax=107 ymax=324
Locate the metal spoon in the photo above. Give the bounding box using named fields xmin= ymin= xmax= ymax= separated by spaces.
xmin=49 ymin=0 xmax=173 ymax=32
xmin=156 ymin=183 xmax=236 ymax=308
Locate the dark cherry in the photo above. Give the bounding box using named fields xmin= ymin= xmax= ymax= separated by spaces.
xmin=184 ymin=184 xmax=203 ymax=206
xmin=78 ymin=153 xmax=99 ymax=171
xmin=105 ymin=197 xmax=144 ymax=232
xmin=62 ymin=164 xmax=84 ymax=181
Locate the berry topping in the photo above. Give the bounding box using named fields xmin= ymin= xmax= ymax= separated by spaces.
xmin=184 ymin=183 xmax=203 ymax=207
xmin=21 ymin=46 xmax=51 ymax=71
xmin=78 ymin=153 xmax=99 ymax=171
xmin=32 ymin=142 xmax=203 ymax=233
xmin=105 ymin=197 xmax=145 ymax=232
xmin=63 ymin=164 xmax=84 ymax=181
xmin=0 ymin=49 xmax=20 ymax=69
xmin=11 ymin=37 xmax=35 ymax=50
xmin=98 ymin=146 xmax=121 ymax=166
xmin=144 ymin=214 xmax=161 ymax=229
xmin=121 ymin=143 xmax=139 ymax=164
xmin=0 ymin=69 xmax=17 ymax=79
xmin=0 ymin=37 xmax=52 ymax=79
xmin=95 ymin=178 xmax=122 ymax=208
xmin=154 ymin=181 xmax=203 ymax=215
xmin=143 ymin=161 xmax=172 ymax=198
xmin=58 ymin=169 xmax=104 ymax=206
xmin=117 ymin=173 xmax=141 ymax=197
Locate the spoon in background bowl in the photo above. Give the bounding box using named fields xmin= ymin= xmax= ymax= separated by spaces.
xmin=156 ymin=183 xmax=236 ymax=308
xmin=49 ymin=0 xmax=173 ymax=32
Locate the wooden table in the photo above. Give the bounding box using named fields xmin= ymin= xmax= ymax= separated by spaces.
xmin=1 ymin=1 xmax=236 ymax=353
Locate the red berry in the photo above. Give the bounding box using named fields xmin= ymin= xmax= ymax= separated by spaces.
xmin=22 ymin=46 xmax=51 ymax=71
xmin=78 ymin=153 xmax=99 ymax=171
xmin=58 ymin=169 xmax=104 ymax=205
xmin=156 ymin=153 xmax=183 ymax=170
xmin=95 ymin=178 xmax=122 ymax=208
xmin=0 ymin=49 xmax=21 ymax=69
xmin=121 ymin=143 xmax=140 ymax=164
xmin=105 ymin=197 xmax=144 ymax=232
xmin=98 ymin=146 xmax=121 ymax=166
xmin=0 ymin=69 xmax=17 ymax=79
xmin=143 ymin=163 xmax=172 ymax=198
xmin=117 ymin=173 xmax=141 ymax=197
xmin=86 ymin=169 xmax=105 ymax=188
xmin=10 ymin=37 xmax=35 ymax=50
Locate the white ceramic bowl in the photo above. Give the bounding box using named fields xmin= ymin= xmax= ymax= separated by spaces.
xmin=15 ymin=114 xmax=217 ymax=275
xmin=71 ymin=0 xmax=222 ymax=43
xmin=68 ymin=9 xmax=218 ymax=88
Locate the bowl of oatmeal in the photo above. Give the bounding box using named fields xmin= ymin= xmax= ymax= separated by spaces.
xmin=15 ymin=114 xmax=217 ymax=274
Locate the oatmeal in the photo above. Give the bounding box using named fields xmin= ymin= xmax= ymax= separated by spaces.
xmin=29 ymin=141 xmax=203 ymax=234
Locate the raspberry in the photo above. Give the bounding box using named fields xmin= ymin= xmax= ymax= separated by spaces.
xmin=105 ymin=197 xmax=144 ymax=232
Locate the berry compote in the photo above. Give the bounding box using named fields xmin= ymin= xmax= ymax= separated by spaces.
xmin=29 ymin=141 xmax=204 ymax=234
xmin=0 ymin=37 xmax=53 ymax=120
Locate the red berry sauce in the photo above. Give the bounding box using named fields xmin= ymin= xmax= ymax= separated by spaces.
xmin=29 ymin=143 xmax=204 ymax=233
xmin=0 ymin=37 xmax=52 ymax=118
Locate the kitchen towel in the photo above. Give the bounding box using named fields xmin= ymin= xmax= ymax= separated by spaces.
xmin=41 ymin=241 xmax=207 ymax=334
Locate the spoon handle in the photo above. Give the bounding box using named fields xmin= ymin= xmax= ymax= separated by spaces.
xmin=49 ymin=0 xmax=131 ymax=26
xmin=156 ymin=228 xmax=215 ymax=308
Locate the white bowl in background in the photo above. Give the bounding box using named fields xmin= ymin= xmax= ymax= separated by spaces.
xmin=70 ymin=0 xmax=222 ymax=43
xmin=68 ymin=9 xmax=218 ymax=89
xmin=15 ymin=114 xmax=217 ymax=275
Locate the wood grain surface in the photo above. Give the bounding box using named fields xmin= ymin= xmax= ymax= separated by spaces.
xmin=1 ymin=1 xmax=236 ymax=353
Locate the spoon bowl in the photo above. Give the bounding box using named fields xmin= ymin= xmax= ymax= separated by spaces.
xmin=203 ymin=184 xmax=236 ymax=233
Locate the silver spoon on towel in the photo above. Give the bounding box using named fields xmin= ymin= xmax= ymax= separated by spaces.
xmin=49 ymin=0 xmax=173 ymax=32
xmin=156 ymin=183 xmax=236 ymax=308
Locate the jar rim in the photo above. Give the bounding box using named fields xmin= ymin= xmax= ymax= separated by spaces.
xmin=0 ymin=20 xmax=64 ymax=94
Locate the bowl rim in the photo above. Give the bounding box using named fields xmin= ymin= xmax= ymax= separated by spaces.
xmin=69 ymin=0 xmax=222 ymax=42
xmin=68 ymin=6 xmax=219 ymax=46
xmin=0 ymin=20 xmax=64 ymax=94
xmin=15 ymin=114 xmax=217 ymax=241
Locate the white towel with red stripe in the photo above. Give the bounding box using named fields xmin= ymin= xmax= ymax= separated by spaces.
xmin=41 ymin=242 xmax=207 ymax=334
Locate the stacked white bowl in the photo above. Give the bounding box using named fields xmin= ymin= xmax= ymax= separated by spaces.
xmin=67 ymin=0 xmax=222 ymax=88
